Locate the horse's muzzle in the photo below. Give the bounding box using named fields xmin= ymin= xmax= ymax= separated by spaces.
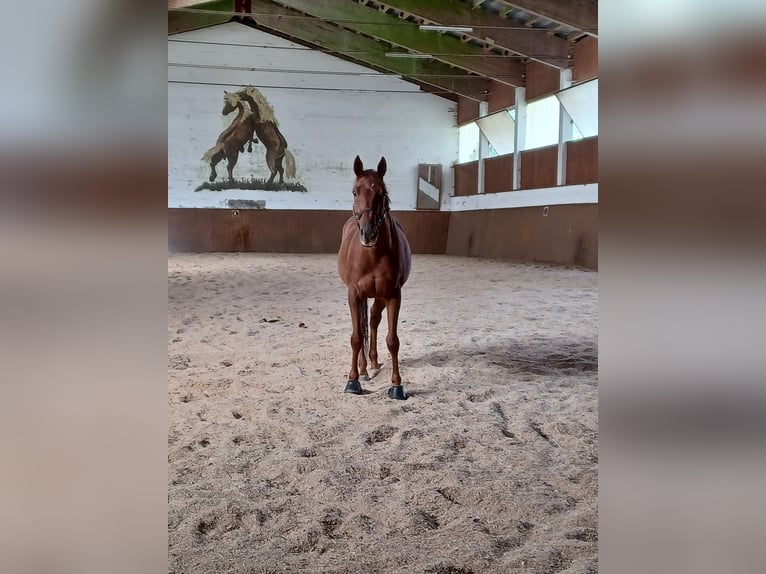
xmin=359 ymin=227 xmax=378 ymax=247
xmin=359 ymin=234 xmax=378 ymax=247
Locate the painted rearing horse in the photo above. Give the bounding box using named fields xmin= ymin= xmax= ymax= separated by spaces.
xmin=201 ymin=92 xmax=257 ymax=183
xmin=338 ymin=156 xmax=412 ymax=400
xmin=236 ymin=86 xmax=296 ymax=186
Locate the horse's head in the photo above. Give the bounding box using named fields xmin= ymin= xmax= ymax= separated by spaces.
xmin=222 ymin=91 xmax=240 ymax=115
xmin=352 ymin=155 xmax=390 ymax=247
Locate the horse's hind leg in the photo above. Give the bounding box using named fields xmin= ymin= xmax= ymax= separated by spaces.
xmin=275 ymin=155 xmax=285 ymax=184
xmin=265 ymin=150 xmax=278 ymax=185
xmin=226 ymin=153 xmax=238 ymax=183
xmin=385 ymin=295 xmax=407 ymax=400
xmin=368 ymin=298 xmax=385 ymax=370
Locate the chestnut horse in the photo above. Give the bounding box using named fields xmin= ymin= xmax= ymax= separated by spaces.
xmin=337 ymin=156 xmax=412 ymax=400
xmin=201 ymin=92 xmax=257 ymax=183
xmin=235 ymin=86 xmax=296 ymax=186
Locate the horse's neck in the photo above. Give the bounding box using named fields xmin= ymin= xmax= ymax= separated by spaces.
xmin=241 ymin=95 xmax=262 ymax=122
xmin=222 ymin=102 xmax=246 ymax=136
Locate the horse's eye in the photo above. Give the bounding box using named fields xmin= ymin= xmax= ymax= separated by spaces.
xmin=352 ymin=190 xmax=357 ymax=196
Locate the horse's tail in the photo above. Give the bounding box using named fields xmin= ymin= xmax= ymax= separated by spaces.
xmin=284 ymin=149 xmax=296 ymax=179
xmin=358 ymin=299 xmax=368 ymax=356
xmin=201 ymin=143 xmax=223 ymax=163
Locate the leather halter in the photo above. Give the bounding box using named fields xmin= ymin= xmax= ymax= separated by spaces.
xmin=353 ymin=206 xmax=388 ymax=233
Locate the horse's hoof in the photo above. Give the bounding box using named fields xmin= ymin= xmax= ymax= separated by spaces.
xmin=344 ymin=380 xmax=363 ymax=394
xmin=387 ymin=386 xmax=408 ymax=400
xmin=360 ymin=375 xmax=370 ymax=382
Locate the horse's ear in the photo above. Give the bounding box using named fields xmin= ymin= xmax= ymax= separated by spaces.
xmin=353 ymin=156 xmax=364 ymax=177
xmin=377 ymin=157 xmax=387 ymax=178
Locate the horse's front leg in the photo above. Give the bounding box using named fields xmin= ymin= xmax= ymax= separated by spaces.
xmin=368 ymin=298 xmax=385 ymax=370
xmin=385 ymin=295 xmax=407 ymax=400
xmin=345 ymin=289 xmax=364 ymax=395
xmin=209 ymin=151 xmax=223 ymax=182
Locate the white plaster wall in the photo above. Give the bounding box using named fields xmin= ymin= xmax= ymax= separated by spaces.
xmin=168 ymin=22 xmax=458 ymax=210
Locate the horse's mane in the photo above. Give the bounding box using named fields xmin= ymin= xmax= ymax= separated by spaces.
xmin=381 ymin=180 xmax=391 ymax=213
xmin=223 ymin=92 xmax=253 ymax=120
xmin=244 ymin=86 xmax=278 ymax=125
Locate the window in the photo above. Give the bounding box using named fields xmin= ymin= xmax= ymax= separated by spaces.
xmin=476 ymin=110 xmax=515 ymax=156
xmin=523 ymin=95 xmax=560 ymax=151
xmin=556 ymin=78 xmax=598 ymax=139
xmin=458 ymin=122 xmax=480 ymax=163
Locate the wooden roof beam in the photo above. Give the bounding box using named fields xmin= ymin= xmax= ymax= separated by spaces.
xmin=244 ymin=0 xmax=492 ymax=100
xmin=375 ymin=0 xmax=570 ymax=69
xmin=168 ymin=0 xmax=233 ymax=35
xmin=497 ymin=0 xmax=597 ymax=37
xmin=268 ymin=0 xmax=524 ymax=86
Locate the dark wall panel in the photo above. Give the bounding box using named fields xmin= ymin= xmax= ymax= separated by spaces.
xmin=167 ymin=208 xmax=243 ymax=252
xmin=520 ymin=145 xmax=558 ymax=189
xmin=168 ymin=209 xmax=449 ymax=255
xmin=525 ymin=61 xmax=561 ymax=101
xmin=238 ymin=210 xmax=348 ymax=253
xmin=446 ymin=204 xmax=598 ymax=269
xmin=393 ymin=211 xmax=450 ymax=254
xmin=488 ymin=81 xmax=515 ymax=113
xmin=484 ymin=154 xmax=514 ymax=194
xmin=573 ymin=36 xmax=598 ymax=83
xmin=453 ymin=161 xmax=479 ymax=196
xmin=566 ymin=137 xmax=598 ymax=185
xmin=458 ymin=96 xmax=480 ymax=124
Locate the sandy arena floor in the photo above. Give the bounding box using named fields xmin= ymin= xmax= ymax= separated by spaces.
xmin=168 ymin=253 xmax=598 ymax=574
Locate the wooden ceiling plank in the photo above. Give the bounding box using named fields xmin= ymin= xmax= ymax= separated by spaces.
xmin=168 ymin=0 xmax=234 ymax=35
xmin=376 ymin=0 xmax=570 ymax=68
xmin=268 ymin=0 xmax=524 ymax=85
xmin=497 ymin=0 xmax=597 ymax=37
xmin=243 ymin=0 xmax=491 ymax=100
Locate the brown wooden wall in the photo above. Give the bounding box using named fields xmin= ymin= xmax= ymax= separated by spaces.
xmin=573 ymin=36 xmax=598 ymax=83
xmin=446 ymin=204 xmax=598 ymax=269
xmin=168 ymin=209 xmax=449 ymax=254
xmin=453 ymin=161 xmax=479 ymax=196
xmin=566 ymin=137 xmax=598 ymax=185
xmin=488 ymin=81 xmax=515 ymax=113
xmin=457 ymin=96 xmax=480 ymax=124
xmin=484 ymin=154 xmax=514 ymax=194
xmin=168 ymin=205 xmax=597 ymax=269
xmin=525 ymin=61 xmax=561 ymax=101
xmin=520 ymin=145 xmax=558 ymax=189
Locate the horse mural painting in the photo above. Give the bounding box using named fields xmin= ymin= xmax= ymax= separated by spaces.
xmin=337 ymin=156 xmax=412 ymax=400
xmin=201 ymin=91 xmax=257 ymax=183
xmin=235 ymin=85 xmax=296 ymax=186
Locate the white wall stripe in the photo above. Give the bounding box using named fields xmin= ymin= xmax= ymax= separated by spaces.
xmin=446 ymin=183 xmax=597 ymax=211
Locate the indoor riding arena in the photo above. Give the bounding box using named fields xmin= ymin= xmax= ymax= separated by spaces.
xmin=168 ymin=2 xmax=598 ymax=573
